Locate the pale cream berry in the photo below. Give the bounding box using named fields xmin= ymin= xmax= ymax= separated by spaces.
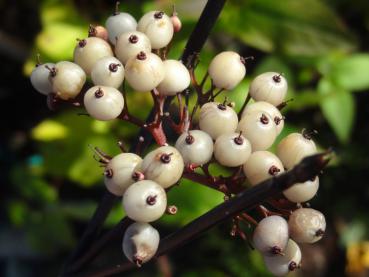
xmin=242 ymin=101 xmax=284 ymax=135
xmin=49 ymin=61 xmax=86 ymax=100
xmin=249 ymin=72 xmax=288 ymax=106
xmin=115 ymin=31 xmax=152 ymax=65
xmin=199 ymin=102 xmax=238 ymax=140
xmin=208 ymin=51 xmax=246 ymax=90
xmin=141 ymin=146 xmax=184 ymax=188
xmin=73 ymin=37 xmax=113 ymax=75
xmin=283 ymin=177 xmax=319 ymax=203
xmin=237 ymin=111 xmax=277 ymax=151
xmin=30 ymin=63 xmax=55 ymax=95
xmin=125 ymin=51 xmax=165 ymax=92
xmin=288 ymin=208 xmax=326 ymax=244
xmin=123 ymin=180 xmax=167 ymax=222
xmin=157 ymin=60 xmax=191 ymax=96
xmin=83 ymin=86 xmax=124 ymax=121
xmin=253 ymin=215 xmax=289 ymax=256
xmin=214 ymin=132 xmax=252 ymax=167
xmin=105 ymin=11 xmax=137 ymax=45
xmin=88 ymin=25 xmax=108 ymax=41
xmin=137 ymin=11 xmax=174 ymax=49
xmin=122 ymin=222 xmax=160 ymax=266
xmin=91 ymin=57 xmax=124 ymax=88
xmin=263 ymin=239 xmax=302 ymax=277
xmin=243 ymin=151 xmax=284 ymax=186
xmin=277 ymin=131 xmax=317 ymax=170
xmin=104 ymin=153 xmax=143 ymax=196
xmin=175 ymin=130 xmax=213 ymax=165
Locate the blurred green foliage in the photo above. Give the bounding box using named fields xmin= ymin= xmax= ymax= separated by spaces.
xmin=5 ymin=0 xmax=369 ymax=276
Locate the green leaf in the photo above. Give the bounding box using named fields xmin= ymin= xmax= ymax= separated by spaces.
xmin=318 ymin=79 xmax=355 ymax=143
xmin=329 ymin=54 xmax=369 ymax=91
xmin=222 ymin=0 xmax=356 ymax=56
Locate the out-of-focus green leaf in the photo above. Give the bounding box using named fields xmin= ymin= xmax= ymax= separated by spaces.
xmin=222 ymin=0 xmax=356 ymax=56
xmin=329 ymin=54 xmax=369 ymax=91
xmin=36 ymin=22 xmax=85 ymax=61
xmin=318 ymin=79 xmax=355 ymax=143
xmin=32 ymin=119 xmax=69 ymax=141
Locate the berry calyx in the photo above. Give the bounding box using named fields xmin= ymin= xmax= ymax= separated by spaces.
xmin=129 ymin=34 xmax=139 ymax=43
xmin=260 ymin=113 xmax=269 ymax=124
xmin=154 ymin=11 xmax=164 ymax=19
xmin=160 ymin=153 xmax=173 ymax=163
xmin=233 ymin=132 xmax=244 ymax=145
xmin=108 ymin=63 xmax=121 ymax=72
xmin=146 ymin=195 xmax=157 ymax=205
xmin=94 ymin=87 xmax=104 ymax=98
xmin=268 ymin=165 xmax=281 ymax=176
xmin=185 ymin=134 xmax=195 ymax=144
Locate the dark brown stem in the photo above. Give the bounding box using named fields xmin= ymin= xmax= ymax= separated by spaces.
xmin=238 ymin=93 xmax=251 ymax=119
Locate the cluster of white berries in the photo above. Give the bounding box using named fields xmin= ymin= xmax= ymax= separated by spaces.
xmin=30 ymin=3 xmax=326 ymax=275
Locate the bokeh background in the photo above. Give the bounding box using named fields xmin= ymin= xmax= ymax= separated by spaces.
xmin=1 ymin=0 xmax=369 ymax=276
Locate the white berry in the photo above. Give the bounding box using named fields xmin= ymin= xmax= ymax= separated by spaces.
xmin=73 ymin=37 xmax=113 ymax=75
xmin=123 ymin=180 xmax=167 ymax=222
xmin=84 ymin=86 xmax=124 ymax=121
xmin=105 ymin=11 xmax=137 ymax=45
xmin=104 ymin=153 xmax=143 ymax=196
xmin=208 ymin=51 xmax=246 ymax=90
xmin=115 ymin=31 xmax=152 ymax=65
xmin=125 ymin=51 xmax=165 ymax=92
xmin=249 ymin=72 xmax=288 ymax=106
xmin=157 ymin=60 xmax=191 ymax=96
xmin=283 ymin=177 xmax=319 ymax=203
xmin=141 ymin=146 xmax=184 ymax=189
xmin=253 ymin=215 xmax=289 ymax=256
xmin=242 ymin=101 xmax=284 ymax=135
xmin=263 ymin=239 xmax=302 ymax=276
xmin=214 ymin=132 xmax=252 ymax=167
xmin=137 ymin=11 xmax=174 ymax=49
xmin=243 ymin=151 xmax=284 ymax=186
xmin=175 ymin=130 xmax=213 ymax=165
xmin=30 ymin=63 xmax=55 ymax=95
xmin=91 ymin=56 xmax=124 ymax=88
xmin=122 ymin=222 xmax=159 ymax=265
xmin=277 ymin=131 xmax=317 ymax=170
xmin=199 ymin=102 xmax=238 ymax=140
xmin=237 ymin=110 xmax=277 ymax=151
xmin=288 ymin=208 xmax=326 ymax=244
xmin=49 ymin=61 xmax=86 ymax=100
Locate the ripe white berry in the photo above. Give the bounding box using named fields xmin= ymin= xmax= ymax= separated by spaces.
xmin=157 ymin=60 xmax=191 ymax=96
xmin=243 ymin=151 xmax=284 ymax=186
xmin=123 ymin=180 xmax=167 ymax=222
xmin=288 ymin=208 xmax=326 ymax=244
xmin=73 ymin=37 xmax=113 ymax=75
xmin=91 ymin=57 xmax=124 ymax=88
xmin=283 ymin=177 xmax=319 ymax=203
xmin=249 ymin=72 xmax=288 ymax=106
xmin=213 ymin=132 xmax=251 ymax=167
xmin=104 ymin=153 xmax=143 ymax=196
xmin=125 ymin=51 xmax=165 ymax=92
xmin=199 ymin=102 xmax=238 ymax=140
xmin=141 ymin=146 xmax=184 ymax=188
xmin=208 ymin=51 xmax=246 ymax=90
xmin=30 ymin=63 xmax=55 ymax=95
xmin=49 ymin=61 xmax=86 ymax=100
xmin=263 ymin=239 xmax=302 ymax=277
xmin=122 ymin=222 xmax=159 ymax=266
xmin=105 ymin=11 xmax=137 ymax=45
xmin=253 ymin=215 xmax=289 ymax=256
xmin=137 ymin=11 xmax=174 ymax=49
xmin=237 ymin=111 xmax=277 ymax=151
xmin=83 ymin=86 xmax=124 ymax=121
xmin=175 ymin=130 xmax=213 ymax=165
xmin=242 ymin=101 xmax=284 ymax=135
xmin=115 ymin=31 xmax=152 ymax=65
xmin=277 ymin=131 xmax=317 ymax=170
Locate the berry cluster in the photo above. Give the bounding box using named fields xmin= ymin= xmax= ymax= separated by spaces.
xmin=30 ymin=3 xmax=327 ymax=276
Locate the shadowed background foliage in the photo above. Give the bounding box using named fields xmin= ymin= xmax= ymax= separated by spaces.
xmin=1 ymin=0 xmax=369 ymax=276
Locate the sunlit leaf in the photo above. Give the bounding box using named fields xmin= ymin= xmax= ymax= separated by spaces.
xmin=32 ymin=119 xmax=69 ymax=141
xmin=318 ymin=79 xmax=355 ymax=143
